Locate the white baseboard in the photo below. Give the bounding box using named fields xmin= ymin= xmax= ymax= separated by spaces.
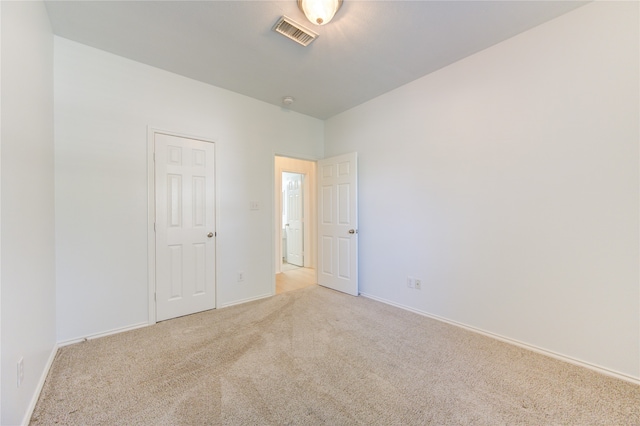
xmin=57 ymin=322 xmax=150 ymax=347
xmin=360 ymin=292 xmax=640 ymax=386
xmin=218 ymin=293 xmax=272 ymax=309
xmin=21 ymin=344 xmax=59 ymax=426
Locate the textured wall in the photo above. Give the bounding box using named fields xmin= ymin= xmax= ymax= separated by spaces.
xmin=326 ymin=2 xmax=640 ymax=379
xmin=54 ymin=37 xmax=323 ymax=342
xmin=1 ymin=1 xmax=57 ymax=424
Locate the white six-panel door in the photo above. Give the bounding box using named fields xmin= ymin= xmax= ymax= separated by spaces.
xmin=155 ymin=133 xmax=216 ymax=321
xmin=318 ymin=152 xmax=358 ymax=296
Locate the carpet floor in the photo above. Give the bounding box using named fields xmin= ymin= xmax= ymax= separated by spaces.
xmin=31 ymin=285 xmax=640 ymax=425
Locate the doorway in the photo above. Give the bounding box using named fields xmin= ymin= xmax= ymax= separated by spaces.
xmin=273 ymin=153 xmax=359 ymax=296
xmin=282 ymin=172 xmax=304 ymax=268
xmin=150 ymin=130 xmax=217 ymax=322
xmin=274 ymin=156 xmax=317 ymax=294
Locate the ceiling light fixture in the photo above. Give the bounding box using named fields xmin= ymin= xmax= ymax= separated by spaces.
xmin=298 ymin=0 xmax=343 ymax=26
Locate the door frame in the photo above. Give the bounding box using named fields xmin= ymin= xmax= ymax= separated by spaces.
xmin=147 ymin=127 xmax=219 ymax=325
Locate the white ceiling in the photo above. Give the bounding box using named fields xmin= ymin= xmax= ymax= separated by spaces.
xmin=44 ymin=0 xmax=587 ymax=119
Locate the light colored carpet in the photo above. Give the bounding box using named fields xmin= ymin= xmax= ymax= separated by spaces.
xmin=31 ymin=286 xmax=639 ymax=425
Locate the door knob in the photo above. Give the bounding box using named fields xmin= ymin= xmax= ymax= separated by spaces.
xmin=207 ymin=232 xmax=214 ymax=238
xmin=348 ymin=229 xmax=357 ymax=234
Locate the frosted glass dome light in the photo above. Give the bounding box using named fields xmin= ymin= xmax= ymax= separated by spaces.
xmin=298 ymin=0 xmax=343 ymax=26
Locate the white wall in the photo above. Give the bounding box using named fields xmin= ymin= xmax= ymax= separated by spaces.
xmin=325 ymin=2 xmax=640 ymax=379
xmin=55 ymin=37 xmax=324 ymax=342
xmin=1 ymin=1 xmax=57 ymax=424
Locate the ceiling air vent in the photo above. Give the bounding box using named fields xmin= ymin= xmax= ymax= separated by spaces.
xmin=273 ymin=16 xmax=319 ymax=47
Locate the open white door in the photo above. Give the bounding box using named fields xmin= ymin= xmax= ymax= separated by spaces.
xmin=155 ymin=133 xmax=216 ymax=321
xmin=318 ymin=152 xmax=358 ymax=296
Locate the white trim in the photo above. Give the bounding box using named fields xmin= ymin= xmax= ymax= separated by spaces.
xmin=272 ymin=155 xmax=278 ymax=294
xmin=217 ymin=293 xmax=272 ymax=309
xmin=360 ymin=292 xmax=640 ymax=386
xmin=147 ymin=127 xmax=219 ymax=326
xmin=274 ymin=151 xmax=319 ymax=163
xmin=147 ymin=127 xmax=156 ymax=325
xmin=0 ymin=2 xmax=3 ymax=418
xmin=57 ymin=322 xmax=150 ymax=348
xmin=21 ymin=344 xmax=58 ymax=426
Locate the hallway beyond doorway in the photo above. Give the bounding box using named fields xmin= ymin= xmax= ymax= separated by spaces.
xmin=276 ymin=266 xmax=316 ymax=294
xmin=274 ymin=156 xmax=317 ymax=275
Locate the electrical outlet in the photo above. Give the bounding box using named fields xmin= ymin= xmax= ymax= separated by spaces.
xmin=17 ymin=358 xmax=24 ymax=388
xmin=406 ymin=276 xmax=414 ymax=288
xmin=415 ymin=279 xmax=422 ymax=290
xmin=237 ymin=271 xmax=245 ymax=282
